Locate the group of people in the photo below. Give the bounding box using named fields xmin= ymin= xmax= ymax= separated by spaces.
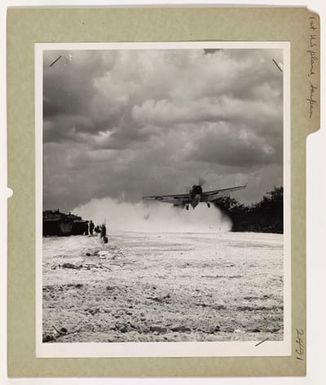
xmin=88 ymin=220 xmax=108 ymax=243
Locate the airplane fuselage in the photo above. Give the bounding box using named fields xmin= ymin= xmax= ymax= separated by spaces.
xmin=189 ymin=185 xmax=203 ymax=209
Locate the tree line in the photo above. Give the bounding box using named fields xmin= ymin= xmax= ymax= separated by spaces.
xmin=213 ymin=186 xmax=283 ymax=233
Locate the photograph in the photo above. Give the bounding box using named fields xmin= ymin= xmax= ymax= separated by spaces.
xmin=37 ymin=43 xmax=290 ymax=356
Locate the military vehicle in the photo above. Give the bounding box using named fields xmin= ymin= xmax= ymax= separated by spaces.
xmin=43 ymin=209 xmax=89 ymax=236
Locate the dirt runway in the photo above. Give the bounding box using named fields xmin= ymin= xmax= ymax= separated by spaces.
xmin=42 ymin=231 xmax=284 ymax=343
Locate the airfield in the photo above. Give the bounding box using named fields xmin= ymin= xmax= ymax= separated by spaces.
xmin=42 ymin=230 xmax=284 ymax=343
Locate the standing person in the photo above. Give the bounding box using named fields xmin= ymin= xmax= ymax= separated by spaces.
xmin=100 ymin=223 xmax=108 ymax=243
xmin=89 ymin=220 xmax=94 ymax=236
xmin=100 ymin=223 xmax=107 ymax=239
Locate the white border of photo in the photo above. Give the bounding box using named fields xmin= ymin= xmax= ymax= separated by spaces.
xmin=35 ymin=41 xmax=291 ymax=358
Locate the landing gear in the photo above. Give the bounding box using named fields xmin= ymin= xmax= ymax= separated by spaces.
xmin=207 ymin=202 xmax=211 ymax=208
xmin=186 ymin=205 xmax=189 ymax=211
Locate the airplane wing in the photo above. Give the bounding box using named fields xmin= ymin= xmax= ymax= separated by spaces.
xmin=202 ymin=185 xmax=247 ymax=202
xmin=143 ymin=193 xmax=190 ymax=206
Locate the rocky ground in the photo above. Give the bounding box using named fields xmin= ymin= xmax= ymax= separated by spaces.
xmin=42 ymin=231 xmax=284 ymax=343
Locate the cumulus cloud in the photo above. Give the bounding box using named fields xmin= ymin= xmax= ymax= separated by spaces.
xmin=43 ymin=48 xmax=284 ymax=211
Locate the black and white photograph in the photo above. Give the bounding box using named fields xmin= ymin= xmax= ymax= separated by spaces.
xmin=37 ymin=43 xmax=290 ymax=357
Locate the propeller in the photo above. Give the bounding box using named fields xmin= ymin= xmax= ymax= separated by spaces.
xmin=185 ymin=177 xmax=207 ymax=192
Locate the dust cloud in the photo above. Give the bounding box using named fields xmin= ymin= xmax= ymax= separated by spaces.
xmin=73 ymin=197 xmax=231 ymax=233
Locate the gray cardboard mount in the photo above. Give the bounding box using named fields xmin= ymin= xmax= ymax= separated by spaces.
xmin=7 ymin=7 xmax=320 ymax=377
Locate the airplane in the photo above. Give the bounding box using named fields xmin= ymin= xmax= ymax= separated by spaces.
xmin=142 ymin=183 xmax=247 ymax=210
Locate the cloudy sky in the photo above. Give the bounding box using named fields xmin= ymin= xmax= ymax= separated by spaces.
xmin=43 ymin=47 xmax=283 ymax=212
